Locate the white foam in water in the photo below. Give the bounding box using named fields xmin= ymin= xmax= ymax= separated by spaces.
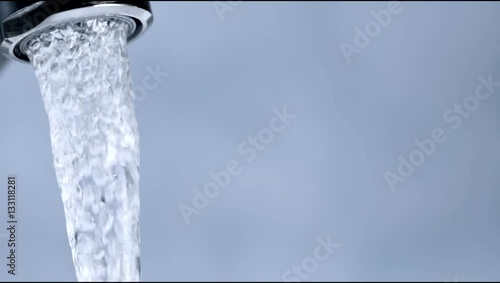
xmin=26 ymin=18 xmax=141 ymax=281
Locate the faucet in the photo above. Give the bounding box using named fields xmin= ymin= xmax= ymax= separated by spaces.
xmin=0 ymin=0 xmax=153 ymax=71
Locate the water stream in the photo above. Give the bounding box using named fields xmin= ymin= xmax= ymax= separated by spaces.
xmin=25 ymin=18 xmax=141 ymax=281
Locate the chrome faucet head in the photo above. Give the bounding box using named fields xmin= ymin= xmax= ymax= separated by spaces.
xmin=0 ymin=1 xmax=153 ymax=63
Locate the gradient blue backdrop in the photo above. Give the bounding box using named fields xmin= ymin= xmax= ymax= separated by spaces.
xmin=0 ymin=1 xmax=499 ymax=281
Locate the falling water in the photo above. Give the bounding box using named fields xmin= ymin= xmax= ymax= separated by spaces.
xmin=25 ymin=18 xmax=141 ymax=281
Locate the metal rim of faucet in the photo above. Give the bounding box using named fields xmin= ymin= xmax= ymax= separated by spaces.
xmin=0 ymin=1 xmax=153 ymax=63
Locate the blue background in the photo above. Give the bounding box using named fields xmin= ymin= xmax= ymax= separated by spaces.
xmin=0 ymin=1 xmax=499 ymax=281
